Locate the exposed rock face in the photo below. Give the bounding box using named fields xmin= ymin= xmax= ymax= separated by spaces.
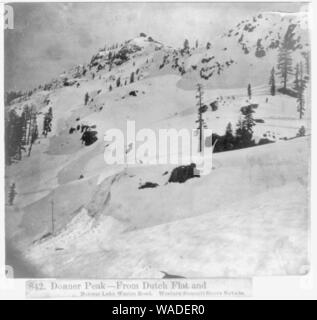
xmin=168 ymin=164 xmax=200 ymax=184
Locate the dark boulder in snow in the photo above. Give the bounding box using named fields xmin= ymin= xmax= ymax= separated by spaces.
xmin=210 ymin=101 xmax=219 ymax=111
xmin=139 ymin=182 xmax=159 ymax=189
xmin=168 ymin=163 xmax=200 ymax=184
xmin=129 ymin=90 xmax=138 ymax=96
xmin=81 ymin=130 xmax=98 ymax=146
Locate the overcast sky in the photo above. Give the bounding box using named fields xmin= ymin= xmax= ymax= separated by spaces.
xmin=5 ymin=2 xmax=308 ymax=92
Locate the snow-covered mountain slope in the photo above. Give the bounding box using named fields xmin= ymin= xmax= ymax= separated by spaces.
xmin=5 ymin=11 xmax=310 ymax=278
xmin=176 ymin=12 xmax=310 ymax=89
xmin=24 ymin=136 xmax=310 ymax=278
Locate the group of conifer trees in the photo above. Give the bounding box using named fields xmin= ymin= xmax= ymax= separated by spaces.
xmin=268 ymin=34 xmax=310 ymax=119
xmin=5 ymin=105 xmax=53 ymax=165
xmin=196 ymin=84 xmax=257 ymax=154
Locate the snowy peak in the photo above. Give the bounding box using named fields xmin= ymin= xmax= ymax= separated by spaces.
xmin=125 ymin=34 xmax=164 ymax=50
xmin=89 ymin=34 xmax=164 ymax=71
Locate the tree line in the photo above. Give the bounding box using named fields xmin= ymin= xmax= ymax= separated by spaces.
xmin=5 ymin=105 xmax=53 ymax=165
xmin=195 ymin=84 xmax=259 ymax=154
xmin=269 ymin=31 xmax=310 ymax=119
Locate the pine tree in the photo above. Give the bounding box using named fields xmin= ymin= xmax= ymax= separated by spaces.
xmin=297 ymin=126 xmax=306 ymax=137
xmin=8 ymin=183 xmax=17 ymax=205
xmin=297 ymin=61 xmax=307 ymax=120
xmin=247 ymin=83 xmax=252 ymax=100
xmin=130 ymin=72 xmax=135 ymax=84
xmin=84 ymin=92 xmax=89 ymax=105
xmin=28 ymin=112 xmax=38 ymax=157
xmin=293 ymin=63 xmax=300 ymax=93
xmin=225 ymin=122 xmax=233 ymax=137
xmin=269 ymin=67 xmax=276 ymax=96
xmin=277 ymin=40 xmax=293 ymax=90
xmin=182 ymin=39 xmax=190 ymax=55
xmin=116 ymin=77 xmax=121 ymax=87
xmin=26 ymin=105 xmax=36 ymax=146
xmin=195 ymin=84 xmax=208 ymax=153
xmin=302 ymin=51 xmax=310 ymax=80
xmin=224 ymin=122 xmax=235 ymax=150
xmin=5 ymin=109 xmax=24 ymax=163
xmin=21 ymin=105 xmax=31 ymax=147
xmin=43 ymin=107 xmax=53 ymax=137
xmin=235 ymin=106 xmax=255 ymax=148
xmin=109 ymin=84 xmax=112 ymax=92
xmin=195 ymin=40 xmax=199 ymax=48
xmin=184 ymin=39 xmax=189 ymax=50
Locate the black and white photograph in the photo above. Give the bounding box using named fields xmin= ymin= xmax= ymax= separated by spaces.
xmin=1 ymin=1 xmax=316 ymax=300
